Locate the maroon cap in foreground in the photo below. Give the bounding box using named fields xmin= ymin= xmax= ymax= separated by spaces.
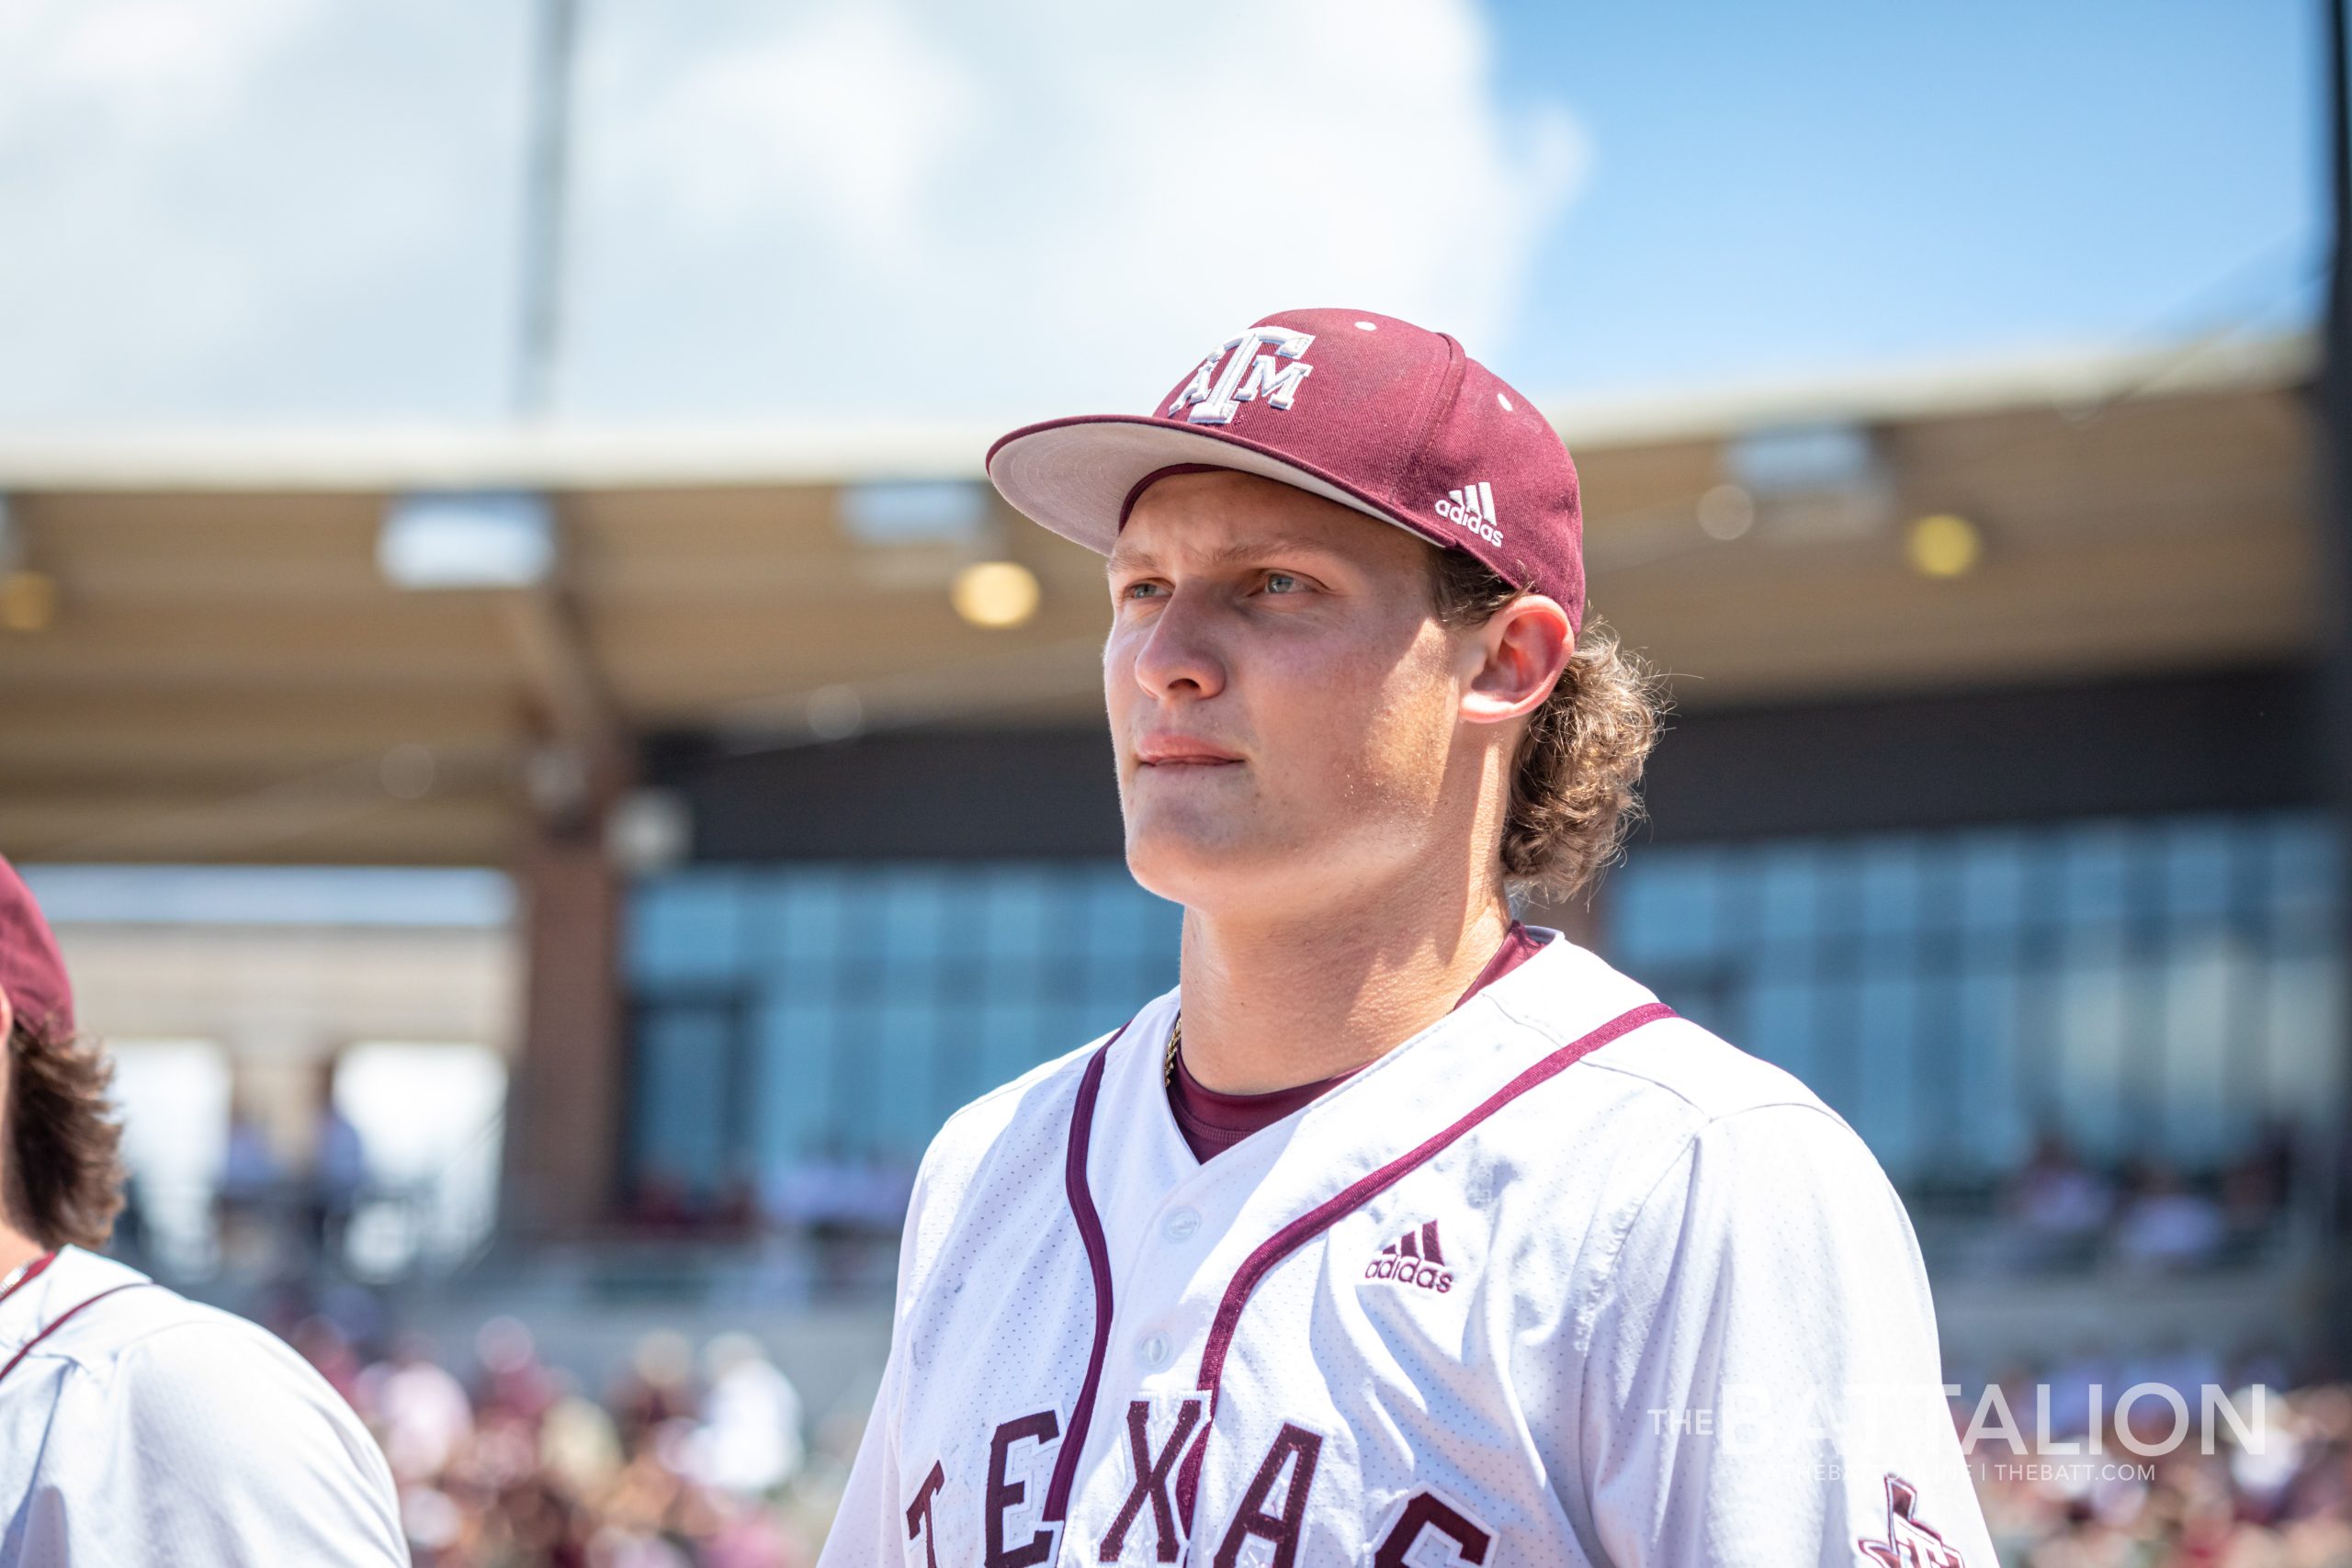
xmin=987 ymin=308 xmax=1585 ymax=636
xmin=0 ymin=855 xmax=72 ymax=1038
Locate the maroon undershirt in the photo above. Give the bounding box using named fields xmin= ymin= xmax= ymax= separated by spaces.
xmin=1167 ymin=920 xmax=1553 ymax=1163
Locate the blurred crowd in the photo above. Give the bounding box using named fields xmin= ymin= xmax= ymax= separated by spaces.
xmin=625 ymin=1156 xmax=916 ymax=1241
xmin=286 ymin=1312 xmax=854 ymax=1568
xmin=1992 ymin=1129 xmax=2305 ymax=1276
xmin=1973 ymin=1381 xmax=2352 ymax=1567
xmin=263 ymin=1292 xmax=2352 ymax=1568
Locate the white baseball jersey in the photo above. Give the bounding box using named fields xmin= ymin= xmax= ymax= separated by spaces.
xmin=0 ymin=1246 xmax=407 ymax=1565
xmin=820 ymin=932 xmax=1994 ymax=1568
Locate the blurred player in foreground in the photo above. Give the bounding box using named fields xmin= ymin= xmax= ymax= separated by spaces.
xmin=819 ymin=309 xmax=1995 ymax=1568
xmin=0 ymin=856 xmax=405 ymax=1564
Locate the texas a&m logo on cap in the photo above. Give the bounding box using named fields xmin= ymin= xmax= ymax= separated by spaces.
xmin=1169 ymin=325 xmax=1317 ymax=425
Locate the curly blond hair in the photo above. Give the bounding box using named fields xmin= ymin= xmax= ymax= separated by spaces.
xmin=1430 ymin=551 xmax=1667 ymax=902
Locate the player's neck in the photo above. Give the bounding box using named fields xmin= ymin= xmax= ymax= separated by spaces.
xmin=1175 ymin=876 xmax=1515 ymax=1097
xmin=0 ymin=1218 xmax=46 ymax=1280
xmin=0 ymin=1140 xmax=48 ymax=1277
xmin=0 ymin=1058 xmax=51 ymax=1276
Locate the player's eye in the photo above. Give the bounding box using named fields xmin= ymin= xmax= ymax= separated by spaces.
xmin=1121 ymin=580 xmax=1167 ymax=601
xmin=1263 ymin=572 xmax=1302 ymax=595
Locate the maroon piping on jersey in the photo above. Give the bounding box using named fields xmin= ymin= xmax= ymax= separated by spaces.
xmin=0 ymin=1283 xmax=151 ymax=1384
xmin=1042 ymin=1021 xmax=1127 ymax=1523
xmin=1173 ymin=999 xmax=1675 ymax=1527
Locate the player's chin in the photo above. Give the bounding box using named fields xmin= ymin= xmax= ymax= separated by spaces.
xmin=1123 ymin=815 xmax=1260 ymax=901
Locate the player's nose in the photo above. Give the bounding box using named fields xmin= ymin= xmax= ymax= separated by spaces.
xmin=1129 ymin=589 xmax=1228 ymax=703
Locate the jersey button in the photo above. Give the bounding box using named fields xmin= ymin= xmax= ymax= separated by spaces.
xmin=1138 ymin=1333 xmax=1170 ymax=1370
xmin=1162 ymin=1207 xmax=1201 ymax=1242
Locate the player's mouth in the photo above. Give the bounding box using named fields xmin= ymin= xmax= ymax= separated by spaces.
xmin=1135 ymin=734 xmax=1244 ymax=769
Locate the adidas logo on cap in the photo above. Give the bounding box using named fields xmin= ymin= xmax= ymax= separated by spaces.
xmin=1434 ymin=482 xmax=1503 ymax=547
xmin=1362 ymin=1220 xmax=1453 ymax=1293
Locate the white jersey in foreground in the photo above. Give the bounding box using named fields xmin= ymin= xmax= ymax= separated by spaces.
xmin=0 ymin=1246 xmax=406 ymax=1566
xmin=822 ymin=933 xmax=1993 ymax=1568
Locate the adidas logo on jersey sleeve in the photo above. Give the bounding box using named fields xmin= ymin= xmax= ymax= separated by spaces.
xmin=1433 ymin=482 xmax=1503 ymax=547
xmin=1362 ymin=1220 xmax=1453 ymax=1292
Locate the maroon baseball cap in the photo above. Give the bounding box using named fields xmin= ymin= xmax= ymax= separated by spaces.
xmin=0 ymin=855 xmax=73 ymax=1038
xmin=987 ymin=307 xmax=1586 ymax=636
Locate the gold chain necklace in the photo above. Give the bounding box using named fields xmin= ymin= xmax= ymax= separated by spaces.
xmin=1163 ymin=1014 xmax=1182 ymax=1089
xmin=0 ymin=1254 xmax=47 ymax=1300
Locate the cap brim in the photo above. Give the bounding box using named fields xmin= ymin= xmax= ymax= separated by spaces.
xmin=986 ymin=414 xmax=1448 ymax=558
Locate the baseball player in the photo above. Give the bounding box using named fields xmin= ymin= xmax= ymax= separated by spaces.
xmin=0 ymin=854 xmax=408 ymax=1564
xmin=817 ymin=309 xmax=1995 ymax=1568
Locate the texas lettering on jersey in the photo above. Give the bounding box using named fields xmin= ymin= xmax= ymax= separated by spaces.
xmin=906 ymin=1402 xmax=1485 ymax=1568
xmin=822 ymin=937 xmax=1996 ymax=1568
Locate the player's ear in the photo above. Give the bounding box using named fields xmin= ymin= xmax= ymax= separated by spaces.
xmin=1459 ymin=594 xmax=1571 ymax=727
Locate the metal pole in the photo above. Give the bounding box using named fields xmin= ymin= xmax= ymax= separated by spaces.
xmin=514 ymin=0 xmax=581 ymax=420
xmin=2322 ymin=0 xmax=2352 ymax=1371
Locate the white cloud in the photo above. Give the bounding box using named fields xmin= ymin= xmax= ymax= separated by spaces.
xmin=604 ymin=6 xmax=978 ymax=258
xmin=0 ymin=0 xmax=1588 ymax=423
xmin=570 ymin=0 xmax=1589 ymax=418
xmin=0 ymin=0 xmax=526 ymax=420
xmin=39 ymin=0 xmax=307 ymax=109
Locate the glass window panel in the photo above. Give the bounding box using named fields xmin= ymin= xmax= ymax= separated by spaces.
xmin=978 ymin=870 xmax=1054 ymax=961
xmin=1812 ymin=844 xmax=1870 ymax=944
xmin=1801 ymin=977 xmax=1863 ymax=1126
xmin=1611 ymin=852 xmax=1722 ymax=965
xmin=1745 ymin=976 xmax=1815 ymax=1086
xmin=2164 ymin=820 xmax=2233 ymax=923
xmin=2270 ymin=814 xmax=2334 ymax=920
xmin=629 ymin=861 xmax=1197 ymax=1180
xmin=2264 ymin=954 xmax=2343 ymax=1140
xmin=1854 ymin=972 xmax=1921 ymax=1183
xmin=1754 ymin=843 xmax=1822 ymax=955
xmin=976 ymin=998 xmax=1049 ymax=1089
xmin=1952 ymin=966 xmax=2029 ymax=1179
xmin=2050 ymin=943 xmax=2130 ymax=1163
xmin=629 ymin=874 xmax=744 ymax=986
xmin=750 ymin=999 xmax=838 ymax=1171
xmin=776 ymin=868 xmax=850 ymax=970
xmin=1603 ymin=811 xmax=2336 ymax=1195
xmin=1956 ymin=830 xmax=2027 ymax=935
xmin=635 ymin=1006 xmax=732 ymax=1195
xmin=1855 ymin=839 xmax=1925 ymax=955
xmin=2060 ymin=824 xmax=2132 ymax=928
xmin=2154 ymin=931 xmax=2234 ymax=1168
xmin=862 ymin=869 xmax=933 ymax=964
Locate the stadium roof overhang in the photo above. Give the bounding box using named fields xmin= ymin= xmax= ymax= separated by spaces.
xmin=0 ymin=334 xmax=2316 ymax=866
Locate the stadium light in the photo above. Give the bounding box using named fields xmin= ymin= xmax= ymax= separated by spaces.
xmin=1906 ymin=513 xmax=1984 ymax=578
xmin=608 ymin=788 xmax=692 ymax=874
xmin=379 ymin=491 xmax=557 ymax=590
xmin=0 ymin=570 xmax=55 ymax=634
xmin=0 ymin=494 xmax=57 ymax=633
xmin=952 ymin=560 xmax=1041 ymax=628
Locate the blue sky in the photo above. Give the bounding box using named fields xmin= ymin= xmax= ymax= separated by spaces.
xmin=1491 ymin=0 xmax=2321 ymax=395
xmin=0 ymin=0 xmax=2322 ymax=424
